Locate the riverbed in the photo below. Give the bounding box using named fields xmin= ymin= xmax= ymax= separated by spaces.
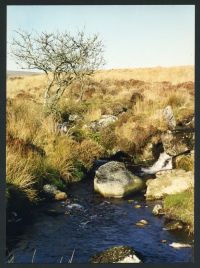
xmin=7 ymin=177 xmax=193 ymax=264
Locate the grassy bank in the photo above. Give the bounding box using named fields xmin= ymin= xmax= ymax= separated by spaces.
xmin=164 ymin=188 xmax=194 ymax=233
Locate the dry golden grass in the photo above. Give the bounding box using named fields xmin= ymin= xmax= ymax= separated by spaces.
xmin=6 ymin=147 xmax=38 ymax=202
xmin=94 ymin=65 xmax=194 ymax=83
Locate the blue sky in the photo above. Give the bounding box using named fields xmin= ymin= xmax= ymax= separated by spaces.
xmin=7 ymin=5 xmax=195 ymax=70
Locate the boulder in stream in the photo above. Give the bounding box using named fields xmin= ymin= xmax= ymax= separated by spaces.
xmin=94 ymin=161 xmax=145 ymax=198
xmin=90 ymin=245 xmax=142 ymax=263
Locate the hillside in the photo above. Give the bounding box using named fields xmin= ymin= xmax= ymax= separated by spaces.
xmin=6 ymin=65 xmax=194 ymax=236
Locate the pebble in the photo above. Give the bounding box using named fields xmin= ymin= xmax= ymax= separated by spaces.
xmin=169 ymin=242 xmax=191 ymax=248
xmin=135 ymin=219 xmax=148 ymax=227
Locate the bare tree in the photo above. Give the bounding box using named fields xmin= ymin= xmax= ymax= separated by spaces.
xmin=10 ymin=29 xmax=105 ymax=107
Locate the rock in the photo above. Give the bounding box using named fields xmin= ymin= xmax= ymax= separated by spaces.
xmin=146 ymin=169 xmax=194 ymax=200
xmin=163 ymin=220 xmax=184 ymax=231
xmin=161 ymin=130 xmax=194 ymax=156
xmin=90 ymin=115 xmax=117 ymax=131
xmin=43 ymin=184 xmax=58 ymax=196
xmin=55 ymin=122 xmax=68 ymax=134
xmin=162 ymin=106 xmax=176 ymax=130
xmin=94 ymin=161 xmax=145 ymax=198
xmin=141 ymin=152 xmax=172 ymax=175
xmin=55 ymin=192 xmax=67 ymax=201
xmin=136 ymin=219 xmax=148 ymax=227
xmin=169 ymin=242 xmax=191 ymax=248
xmin=43 ymin=184 xmax=67 ymax=201
xmin=66 ymin=203 xmax=84 ymax=210
xmin=152 ymin=204 xmax=164 ymax=216
xmin=140 ymin=219 xmax=148 ymax=225
xmin=90 ymin=246 xmax=142 ymax=263
xmin=68 ymin=114 xmax=79 ymax=122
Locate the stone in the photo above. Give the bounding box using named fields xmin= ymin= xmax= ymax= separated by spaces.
xmin=136 ymin=219 xmax=148 ymax=226
xmin=68 ymin=114 xmax=79 ymax=122
xmin=163 ymin=220 xmax=184 ymax=231
xmin=66 ymin=203 xmax=84 ymax=210
xmin=55 ymin=192 xmax=67 ymax=201
xmin=140 ymin=219 xmax=148 ymax=225
xmin=43 ymin=184 xmax=67 ymax=201
xmin=90 ymin=115 xmax=117 ymax=131
xmin=90 ymin=246 xmax=142 ymax=263
xmin=43 ymin=184 xmax=58 ymax=196
xmin=94 ymin=161 xmax=145 ymax=198
xmin=169 ymin=242 xmax=191 ymax=248
xmin=163 ymin=106 xmax=176 ymax=130
xmin=152 ymin=204 xmax=164 ymax=216
xmin=141 ymin=152 xmax=172 ymax=175
xmin=146 ymin=169 xmax=194 ymax=200
xmin=161 ymin=130 xmax=194 ymax=156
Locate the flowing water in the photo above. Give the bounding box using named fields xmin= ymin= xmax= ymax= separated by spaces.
xmin=7 ymin=177 xmax=193 ymax=264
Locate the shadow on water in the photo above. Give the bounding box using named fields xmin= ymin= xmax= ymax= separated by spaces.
xmin=6 ymin=177 xmax=194 ymax=264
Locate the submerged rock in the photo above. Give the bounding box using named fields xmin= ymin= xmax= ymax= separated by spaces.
xmin=91 ymin=246 xmax=142 ymax=263
xmin=94 ymin=161 xmax=145 ymax=198
xmin=146 ymin=169 xmax=194 ymax=200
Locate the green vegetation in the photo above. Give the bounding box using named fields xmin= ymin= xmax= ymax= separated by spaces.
xmin=164 ymin=188 xmax=194 ymax=233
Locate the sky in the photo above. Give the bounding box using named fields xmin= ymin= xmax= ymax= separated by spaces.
xmin=7 ymin=5 xmax=195 ymax=70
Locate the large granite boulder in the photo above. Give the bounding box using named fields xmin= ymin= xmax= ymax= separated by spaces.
xmin=90 ymin=246 xmax=142 ymax=263
xmin=94 ymin=161 xmax=145 ymax=198
xmin=145 ymin=169 xmax=194 ymax=200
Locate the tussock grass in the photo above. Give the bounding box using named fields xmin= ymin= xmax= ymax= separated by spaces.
xmin=6 ymin=147 xmax=38 ymax=202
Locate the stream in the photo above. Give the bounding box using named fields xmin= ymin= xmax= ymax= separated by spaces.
xmin=7 ymin=176 xmax=193 ymax=263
